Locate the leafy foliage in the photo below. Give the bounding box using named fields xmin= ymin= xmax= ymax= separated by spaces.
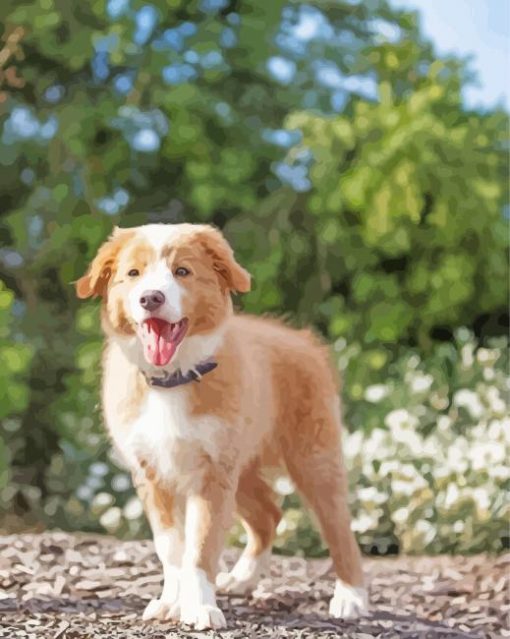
xmin=0 ymin=0 xmax=508 ymax=554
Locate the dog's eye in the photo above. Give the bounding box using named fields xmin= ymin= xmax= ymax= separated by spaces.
xmin=175 ymin=267 xmax=190 ymax=277
xmin=128 ymin=269 xmax=140 ymax=277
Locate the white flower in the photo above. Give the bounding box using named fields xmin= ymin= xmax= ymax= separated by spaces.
xmin=485 ymin=386 xmax=506 ymax=414
xmin=111 ymin=473 xmax=131 ymax=492
xmin=437 ymin=415 xmax=452 ymax=431
xmin=123 ymin=496 xmax=143 ymax=520
xmin=392 ymin=476 xmax=426 ymax=497
xmin=364 ymin=428 xmax=391 ymax=458
xmin=468 ymin=440 xmax=506 ymax=470
xmin=461 ymin=344 xmax=474 ymax=368
xmin=275 ymin=476 xmax=294 ymax=496
xmin=394 ymin=428 xmax=422 ymax=450
xmin=276 ymin=519 xmax=288 ymax=535
xmin=92 ymin=492 xmax=114 ymax=509
xmin=362 ymin=460 xmax=380 ymax=478
xmin=379 ymin=460 xmax=400 ymax=475
xmin=434 ymin=465 xmax=452 ymax=480
xmin=414 ymin=519 xmax=436 ymax=545
xmin=486 ymin=419 xmax=510 ymax=446
xmin=453 ymin=389 xmax=484 ymax=420
xmin=333 ymin=337 xmax=347 ymax=352
xmin=86 ymin=476 xmax=103 ymax=490
xmin=357 ymin=487 xmax=387 ymax=505
xmin=76 ymin=485 xmax=93 ymax=502
xmin=453 ymin=520 xmax=465 ymax=533
xmin=391 ymin=507 xmax=409 ymax=525
xmin=87 ymin=434 xmax=100 ymax=447
xmin=483 ymin=367 xmax=495 ymax=381
xmin=406 ymin=355 xmax=421 ymax=369
xmin=100 ymin=506 xmax=122 ymax=530
xmin=385 ymin=409 xmax=419 ymax=431
xmin=384 ymin=410 xmax=422 ymax=450
xmin=472 ymin=487 xmax=491 ymax=515
xmin=477 ymin=348 xmax=498 ymax=364
xmin=444 ymin=440 xmax=469 ymax=474
xmin=488 ymin=464 xmax=510 ymax=481
xmin=352 ymin=512 xmax=379 ymax=533
xmin=409 ymin=373 xmax=433 ymax=394
xmin=470 ymin=423 xmax=487 ymax=439
xmin=90 ymin=462 xmax=109 ymax=477
xmin=299 ymin=349 xmax=508 ymax=555
xmin=281 ymin=510 xmax=299 ymax=531
xmin=364 ymin=384 xmax=389 ymax=403
xmin=345 ymin=431 xmax=364 ymax=458
xmin=421 ymin=438 xmax=441 ymax=457
xmin=443 ymin=483 xmax=460 ymax=508
xmin=399 ymin=463 xmax=423 ymax=480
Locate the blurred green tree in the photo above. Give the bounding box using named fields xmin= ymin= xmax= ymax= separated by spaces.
xmin=0 ymin=0 xmax=507 ymax=542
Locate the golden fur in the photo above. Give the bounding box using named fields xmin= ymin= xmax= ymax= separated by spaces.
xmin=76 ymin=223 xmax=366 ymax=629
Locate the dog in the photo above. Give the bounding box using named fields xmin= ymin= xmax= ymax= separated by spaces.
xmin=76 ymin=223 xmax=367 ymax=630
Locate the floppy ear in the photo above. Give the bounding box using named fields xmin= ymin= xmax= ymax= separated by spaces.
xmin=198 ymin=226 xmax=251 ymax=293
xmin=75 ymin=227 xmax=132 ymax=299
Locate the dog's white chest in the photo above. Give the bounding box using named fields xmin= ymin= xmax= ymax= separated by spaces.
xmin=117 ymin=387 xmax=224 ymax=491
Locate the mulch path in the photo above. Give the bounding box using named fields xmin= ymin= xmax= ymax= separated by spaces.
xmin=0 ymin=533 xmax=507 ymax=638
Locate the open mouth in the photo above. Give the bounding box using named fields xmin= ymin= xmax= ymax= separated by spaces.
xmin=139 ymin=317 xmax=188 ymax=367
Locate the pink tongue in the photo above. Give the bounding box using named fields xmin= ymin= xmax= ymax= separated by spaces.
xmin=142 ymin=318 xmax=178 ymax=367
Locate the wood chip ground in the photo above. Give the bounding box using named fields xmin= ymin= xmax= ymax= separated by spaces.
xmin=0 ymin=533 xmax=507 ymax=638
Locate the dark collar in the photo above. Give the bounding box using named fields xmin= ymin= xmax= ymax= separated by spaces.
xmin=143 ymin=359 xmax=218 ymax=389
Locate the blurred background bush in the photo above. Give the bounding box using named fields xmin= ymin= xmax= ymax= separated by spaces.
xmin=0 ymin=0 xmax=508 ymax=555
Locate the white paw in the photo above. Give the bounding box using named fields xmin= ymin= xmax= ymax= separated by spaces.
xmin=179 ymin=566 xmax=226 ymax=629
xmin=216 ymin=568 xmax=261 ymax=595
xmin=216 ymin=550 xmax=271 ymax=594
xmin=142 ymin=597 xmax=180 ymax=621
xmin=180 ymin=603 xmax=226 ymax=630
xmin=216 ymin=570 xmax=254 ymax=594
xmin=329 ymin=580 xmax=368 ymax=620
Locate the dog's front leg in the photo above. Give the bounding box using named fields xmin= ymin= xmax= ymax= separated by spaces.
xmin=179 ymin=467 xmax=235 ymax=630
xmin=135 ymin=468 xmax=184 ymax=622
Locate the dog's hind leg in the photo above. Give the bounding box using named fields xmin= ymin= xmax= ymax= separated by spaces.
xmin=281 ymin=399 xmax=368 ymax=620
xmin=216 ymin=462 xmax=281 ymax=594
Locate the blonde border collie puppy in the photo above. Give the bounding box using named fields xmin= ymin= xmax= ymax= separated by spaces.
xmin=76 ymin=223 xmax=367 ymax=630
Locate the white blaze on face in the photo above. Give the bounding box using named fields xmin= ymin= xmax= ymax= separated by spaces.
xmin=127 ymin=223 xmax=197 ymax=325
xmin=127 ymin=262 xmax=186 ymax=367
xmin=140 ymin=223 xmax=188 ymax=254
xmin=120 ymin=224 xmax=222 ymax=370
xmin=128 ymin=260 xmax=184 ymax=326
xmin=125 ymin=227 xmax=190 ymax=367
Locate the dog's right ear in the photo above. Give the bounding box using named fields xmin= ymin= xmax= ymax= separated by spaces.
xmin=75 ymin=227 xmax=132 ymax=299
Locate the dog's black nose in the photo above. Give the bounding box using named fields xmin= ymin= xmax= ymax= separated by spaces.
xmin=140 ymin=290 xmax=165 ymax=311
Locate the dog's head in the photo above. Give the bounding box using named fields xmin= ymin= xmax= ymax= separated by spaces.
xmin=76 ymin=224 xmax=250 ymax=368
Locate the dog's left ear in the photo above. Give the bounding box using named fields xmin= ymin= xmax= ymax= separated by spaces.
xmin=75 ymin=227 xmax=132 ymax=299
xmin=198 ymin=226 xmax=251 ymax=293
